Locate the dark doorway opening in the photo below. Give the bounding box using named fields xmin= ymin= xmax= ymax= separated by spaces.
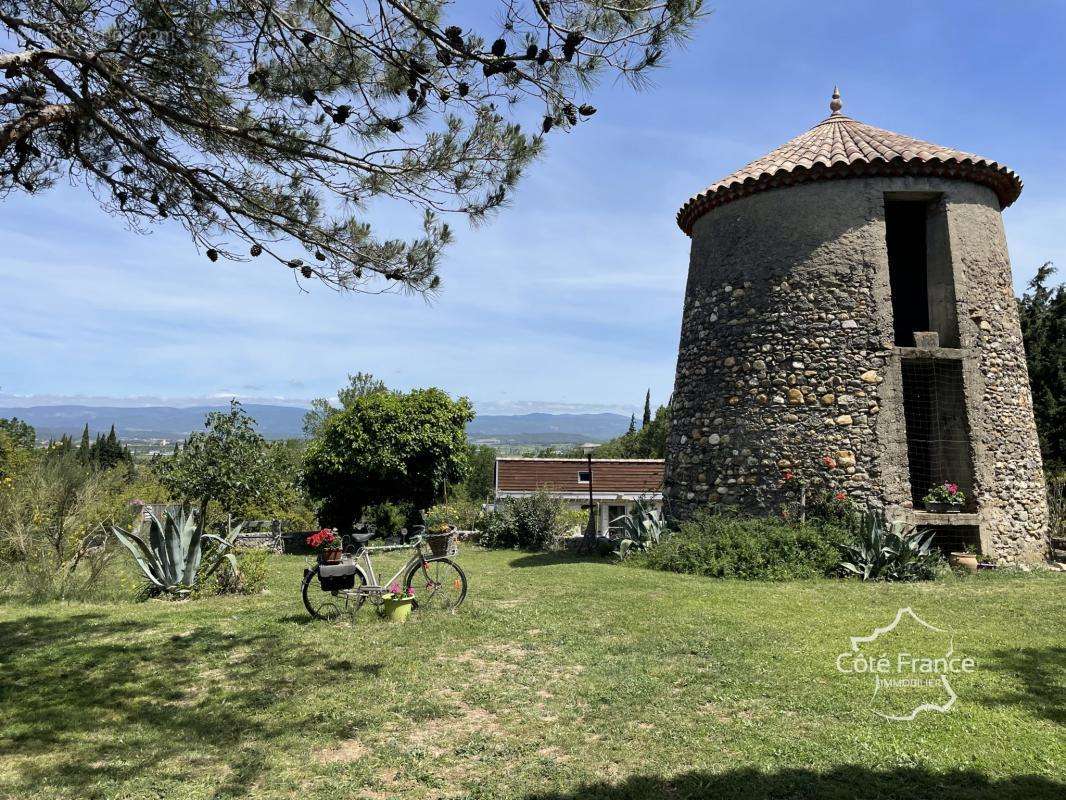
xmin=900 ymin=358 xmax=974 ymax=509
xmin=885 ymin=196 xmax=959 ymax=347
xmin=927 ymin=525 xmax=981 ymax=555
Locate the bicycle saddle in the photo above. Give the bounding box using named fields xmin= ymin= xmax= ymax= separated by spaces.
xmin=349 ymin=530 xmax=374 ymax=544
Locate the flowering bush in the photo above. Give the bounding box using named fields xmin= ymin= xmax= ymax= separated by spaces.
xmin=385 ymin=581 xmax=414 ymax=599
xmin=306 ymin=528 xmax=342 ymax=552
xmin=923 ymin=482 xmax=966 ymax=507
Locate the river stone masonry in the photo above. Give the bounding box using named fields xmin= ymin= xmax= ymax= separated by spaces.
xmin=664 ymin=91 xmax=1050 ymax=564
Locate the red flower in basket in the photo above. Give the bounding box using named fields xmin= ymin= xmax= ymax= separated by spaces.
xmin=306 ymin=528 xmax=341 ymax=552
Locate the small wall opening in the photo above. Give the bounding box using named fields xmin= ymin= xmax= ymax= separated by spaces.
xmin=926 ymin=525 xmax=980 ymax=555
xmin=900 ymin=358 xmax=974 ymax=508
xmin=885 ymin=196 xmax=959 ymax=347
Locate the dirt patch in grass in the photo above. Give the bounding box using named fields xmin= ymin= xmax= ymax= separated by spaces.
xmin=315 ymin=739 xmax=370 ymax=764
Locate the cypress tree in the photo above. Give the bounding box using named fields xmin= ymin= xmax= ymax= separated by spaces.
xmin=78 ymin=424 xmax=91 ymax=463
xmin=642 ymin=389 xmax=652 ymax=428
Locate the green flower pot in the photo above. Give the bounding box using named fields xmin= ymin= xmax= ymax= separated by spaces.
xmin=381 ymin=593 xmax=415 ymax=623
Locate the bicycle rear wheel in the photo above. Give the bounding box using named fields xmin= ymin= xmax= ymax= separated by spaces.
xmin=302 ymin=564 xmax=367 ymax=621
xmin=404 ymin=558 xmax=467 ymax=611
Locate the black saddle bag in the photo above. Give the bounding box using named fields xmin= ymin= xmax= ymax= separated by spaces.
xmin=318 ymin=562 xmax=359 ymax=592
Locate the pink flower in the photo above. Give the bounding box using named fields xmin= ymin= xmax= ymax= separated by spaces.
xmin=834 ymin=491 xmax=847 ymax=502
xmin=947 ymin=483 xmax=958 ymax=494
xmin=822 ymin=456 xmax=837 ymax=469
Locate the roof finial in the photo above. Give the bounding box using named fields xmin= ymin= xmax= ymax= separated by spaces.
xmin=829 ymin=86 xmax=843 ymax=116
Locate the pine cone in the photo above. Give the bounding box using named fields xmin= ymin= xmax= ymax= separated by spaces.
xmin=315 ymin=251 xmax=326 ymax=261
xmin=250 ymin=244 xmax=262 ymax=257
xmin=525 ymin=44 xmax=538 ymax=59
xmin=537 ymin=48 xmax=551 ymax=66
xmin=407 ymin=87 xmax=419 ymax=102
xmin=491 ymin=39 xmax=507 ymax=57
xmin=207 ymin=249 xmax=218 ymax=262
xmin=579 ymin=105 xmax=596 ymax=116
xmin=457 ymin=82 xmax=469 ymax=97
xmin=301 ymin=89 xmax=317 ymax=106
xmin=300 ymin=31 xmax=315 ymax=46
xmin=301 ymin=265 xmax=313 ymax=279
xmin=542 ymin=116 xmax=553 ymax=133
xmin=332 ymin=105 xmax=351 ymax=124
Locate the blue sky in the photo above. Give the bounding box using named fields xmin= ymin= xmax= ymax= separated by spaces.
xmin=2 ymin=1 xmax=1064 ymax=414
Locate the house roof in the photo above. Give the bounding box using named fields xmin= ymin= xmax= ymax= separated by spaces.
xmin=676 ymin=88 xmax=1022 ymax=235
xmin=495 ymin=458 xmax=664 ymax=495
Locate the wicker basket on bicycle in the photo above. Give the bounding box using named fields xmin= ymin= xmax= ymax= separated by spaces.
xmin=426 ymin=527 xmax=458 ymax=558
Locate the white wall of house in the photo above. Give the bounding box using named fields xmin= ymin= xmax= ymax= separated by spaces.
xmin=494 ymin=492 xmax=662 ymax=535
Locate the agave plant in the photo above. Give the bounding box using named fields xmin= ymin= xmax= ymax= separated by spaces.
xmin=612 ymin=498 xmax=667 ymax=559
xmin=111 ymin=506 xmax=242 ymax=595
xmin=840 ymin=512 xmax=943 ymax=581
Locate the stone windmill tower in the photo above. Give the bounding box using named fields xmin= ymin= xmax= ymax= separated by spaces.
xmin=665 ymin=89 xmax=1049 ymax=563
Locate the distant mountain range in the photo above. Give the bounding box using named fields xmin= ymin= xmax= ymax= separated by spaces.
xmin=0 ymin=405 xmax=631 ymax=445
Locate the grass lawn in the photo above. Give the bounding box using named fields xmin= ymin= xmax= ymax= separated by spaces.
xmin=0 ymin=548 xmax=1063 ymax=799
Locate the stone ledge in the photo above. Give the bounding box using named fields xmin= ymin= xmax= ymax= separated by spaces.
xmin=905 ymin=511 xmax=980 ymax=526
xmin=893 ymin=346 xmax=972 ymax=360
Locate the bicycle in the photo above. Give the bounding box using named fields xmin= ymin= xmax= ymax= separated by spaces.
xmin=301 ymin=527 xmax=467 ymax=621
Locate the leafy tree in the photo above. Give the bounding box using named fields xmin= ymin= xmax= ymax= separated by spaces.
xmin=594 ymin=400 xmax=669 ymax=458
xmin=303 ymin=388 xmax=473 ymax=528
xmin=302 ymin=371 xmax=388 ymax=436
xmin=461 ymin=444 xmax=497 ymax=502
xmin=0 ymin=416 xmax=35 ymax=450
xmin=154 ymin=400 xmax=279 ymax=525
xmin=1 ymin=1 xmax=704 ymax=294
xmin=234 ymin=439 xmax=317 ymax=530
xmin=1018 ymin=262 xmax=1066 ymax=470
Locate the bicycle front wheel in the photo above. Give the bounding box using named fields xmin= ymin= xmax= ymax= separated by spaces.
xmin=404 ymin=558 xmax=467 ymax=611
xmin=302 ymin=564 xmax=367 ymax=621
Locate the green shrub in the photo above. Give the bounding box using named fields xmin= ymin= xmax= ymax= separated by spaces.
xmin=641 ymin=511 xmax=852 ymax=580
xmin=1048 ymin=474 xmax=1064 ymax=551
xmin=362 ymin=502 xmax=411 ymax=536
xmin=0 ymin=453 xmax=133 ymax=602
xmin=840 ymin=512 xmax=945 ymax=581
xmin=425 ymin=497 xmax=481 ymax=531
xmin=479 ymin=489 xmax=571 ymax=551
xmin=208 ymin=548 xmax=269 ymax=595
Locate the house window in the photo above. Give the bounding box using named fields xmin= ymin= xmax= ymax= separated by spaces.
xmin=578 ymin=471 xmax=591 ymax=483
xmin=607 ymin=504 xmax=628 ymax=532
xmin=884 ymin=195 xmax=959 ymax=348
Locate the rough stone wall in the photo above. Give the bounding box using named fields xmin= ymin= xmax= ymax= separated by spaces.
xmin=946 ymin=185 xmax=1049 ymax=562
xmin=664 ymin=176 xmax=1049 ymax=563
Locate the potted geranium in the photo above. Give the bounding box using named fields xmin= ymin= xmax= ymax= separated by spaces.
xmin=306 ymin=528 xmax=343 ymax=564
xmin=381 ymin=582 xmax=416 ymax=622
xmin=923 ymin=482 xmax=966 ymax=513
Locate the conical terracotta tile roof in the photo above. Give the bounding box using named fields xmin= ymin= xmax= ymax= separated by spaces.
xmin=677 ymin=89 xmax=1022 ymax=235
